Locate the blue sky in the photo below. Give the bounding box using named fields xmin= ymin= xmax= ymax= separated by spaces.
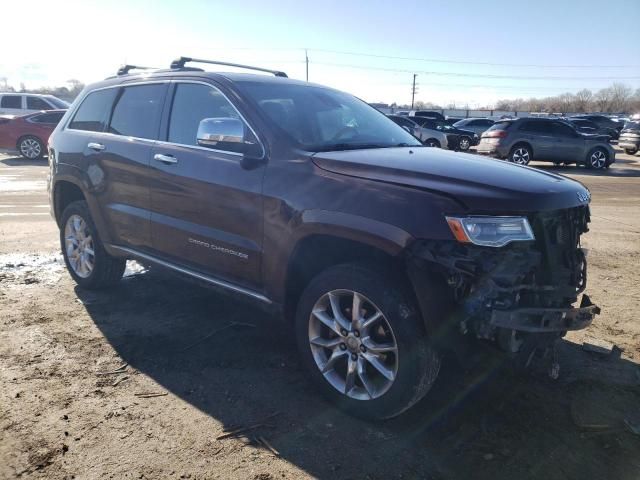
xmin=2 ymin=0 xmax=639 ymax=106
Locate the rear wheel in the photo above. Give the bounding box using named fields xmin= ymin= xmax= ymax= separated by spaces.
xmin=458 ymin=136 xmax=471 ymax=151
xmin=425 ymin=139 xmax=441 ymax=148
xmin=18 ymin=135 xmax=44 ymax=160
xmin=586 ymin=148 xmax=608 ymax=169
xmin=624 ymin=148 xmax=638 ymax=155
xmin=508 ymin=145 xmax=531 ymax=165
xmin=60 ymin=200 xmax=125 ymax=289
xmin=295 ymin=264 xmax=440 ymax=419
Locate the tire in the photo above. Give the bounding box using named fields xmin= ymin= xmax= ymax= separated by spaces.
xmin=458 ymin=136 xmax=471 ymax=151
xmin=508 ymin=144 xmax=532 ymax=165
xmin=624 ymin=148 xmax=638 ymax=155
xmin=18 ymin=135 xmax=44 ymax=160
xmin=60 ymin=200 xmax=125 ymax=289
xmin=294 ymin=264 xmax=441 ymax=420
xmin=425 ymin=139 xmax=441 ymax=148
xmin=586 ymin=147 xmax=608 ymax=170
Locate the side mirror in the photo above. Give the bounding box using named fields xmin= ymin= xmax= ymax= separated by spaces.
xmin=197 ymin=117 xmax=245 ymax=147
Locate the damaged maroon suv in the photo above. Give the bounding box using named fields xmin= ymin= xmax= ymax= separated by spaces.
xmin=47 ymin=58 xmax=600 ymax=419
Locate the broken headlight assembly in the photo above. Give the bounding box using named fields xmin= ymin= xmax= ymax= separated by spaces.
xmin=445 ymin=216 xmax=535 ymax=247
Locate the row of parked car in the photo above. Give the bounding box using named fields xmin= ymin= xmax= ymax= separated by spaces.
xmin=386 ymin=109 xmax=639 ymax=169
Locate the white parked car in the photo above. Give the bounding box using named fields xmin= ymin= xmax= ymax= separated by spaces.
xmin=387 ymin=115 xmax=449 ymax=148
xmin=0 ymin=93 xmax=69 ymax=116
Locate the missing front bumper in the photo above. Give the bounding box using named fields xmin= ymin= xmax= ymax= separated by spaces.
xmin=490 ymin=294 xmax=600 ymax=333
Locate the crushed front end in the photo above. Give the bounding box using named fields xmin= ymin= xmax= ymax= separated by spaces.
xmin=409 ymin=205 xmax=600 ymax=361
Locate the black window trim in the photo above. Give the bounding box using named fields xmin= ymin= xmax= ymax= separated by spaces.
xmin=155 ymin=79 xmax=265 ymax=159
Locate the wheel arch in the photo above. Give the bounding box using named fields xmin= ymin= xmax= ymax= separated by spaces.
xmin=281 ymin=212 xmax=416 ymax=324
xmin=52 ymin=179 xmax=86 ymax=227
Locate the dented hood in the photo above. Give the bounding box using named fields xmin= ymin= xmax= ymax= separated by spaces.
xmin=312 ymin=147 xmax=591 ymax=212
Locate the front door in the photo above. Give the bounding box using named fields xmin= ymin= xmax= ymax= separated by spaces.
xmin=149 ymin=81 xmax=266 ymax=289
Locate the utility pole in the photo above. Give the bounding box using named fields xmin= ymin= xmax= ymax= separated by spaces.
xmin=305 ymin=49 xmax=309 ymax=82
xmin=411 ymin=74 xmax=418 ymax=109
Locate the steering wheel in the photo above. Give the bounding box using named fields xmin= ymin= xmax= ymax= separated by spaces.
xmin=330 ymin=125 xmax=359 ymax=142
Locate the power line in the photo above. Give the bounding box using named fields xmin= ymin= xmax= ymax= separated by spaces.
xmin=310 ymin=48 xmax=640 ymax=69
xmin=312 ymin=61 xmax=640 ymax=81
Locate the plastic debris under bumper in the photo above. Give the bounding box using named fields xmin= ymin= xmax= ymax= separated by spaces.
xmin=490 ymin=294 xmax=600 ymax=333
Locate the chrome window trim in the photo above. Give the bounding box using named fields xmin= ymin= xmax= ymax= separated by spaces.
xmin=165 ymin=79 xmax=265 ymax=159
xmin=63 ymin=79 xmax=265 ymax=159
xmin=63 ymin=80 xmax=171 ymax=133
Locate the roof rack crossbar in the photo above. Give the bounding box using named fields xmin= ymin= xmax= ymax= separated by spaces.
xmin=117 ymin=65 xmax=155 ymax=76
xmin=170 ymin=57 xmax=288 ymax=78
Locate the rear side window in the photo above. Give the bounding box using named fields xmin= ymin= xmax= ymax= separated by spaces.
xmin=519 ymin=121 xmax=553 ymax=134
xmin=168 ymin=83 xmax=241 ymax=146
xmin=108 ymin=84 xmax=166 ymax=139
xmin=486 ymin=121 xmax=512 ymax=132
xmin=68 ymin=89 xmax=118 ymax=132
xmin=1 ymin=96 xmax=21 ymax=109
xmin=31 ymin=112 xmax=65 ymax=124
xmin=26 ymin=96 xmax=51 ymax=110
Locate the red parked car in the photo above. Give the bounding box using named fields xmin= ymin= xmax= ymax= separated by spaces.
xmin=0 ymin=110 xmax=66 ymax=159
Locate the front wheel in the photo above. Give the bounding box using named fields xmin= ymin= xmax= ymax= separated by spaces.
xmin=18 ymin=136 xmax=44 ymax=160
xmin=295 ymin=264 xmax=440 ymax=420
xmin=458 ymin=136 xmax=471 ymax=151
xmin=624 ymin=148 xmax=638 ymax=155
xmin=586 ymin=148 xmax=608 ymax=169
xmin=508 ymin=145 xmax=531 ymax=165
xmin=60 ymin=200 xmax=126 ymax=289
xmin=424 ymin=139 xmax=441 ymax=148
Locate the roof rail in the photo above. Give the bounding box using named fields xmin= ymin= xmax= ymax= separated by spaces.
xmin=117 ymin=64 xmax=155 ymax=76
xmin=169 ymin=57 xmax=288 ymax=78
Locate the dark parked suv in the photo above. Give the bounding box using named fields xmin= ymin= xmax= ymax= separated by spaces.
xmin=48 ymin=58 xmax=600 ymax=419
xmin=477 ymin=117 xmax=615 ymax=169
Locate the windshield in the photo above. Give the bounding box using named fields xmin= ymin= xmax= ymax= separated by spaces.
xmin=237 ymin=82 xmax=421 ymax=152
xmin=46 ymin=96 xmax=70 ymax=109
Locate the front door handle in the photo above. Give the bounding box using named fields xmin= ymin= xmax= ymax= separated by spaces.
xmin=153 ymin=153 xmax=178 ymax=165
xmin=87 ymin=142 xmax=105 ymax=151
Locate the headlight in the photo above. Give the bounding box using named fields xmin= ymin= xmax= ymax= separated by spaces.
xmin=445 ymin=216 xmax=535 ymax=247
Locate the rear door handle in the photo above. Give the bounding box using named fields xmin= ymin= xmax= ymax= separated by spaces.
xmin=153 ymin=153 xmax=178 ymax=165
xmin=87 ymin=142 xmax=105 ymax=151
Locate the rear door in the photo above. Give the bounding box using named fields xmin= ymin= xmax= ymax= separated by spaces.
xmin=148 ymin=80 xmax=266 ymax=289
xmin=0 ymin=95 xmax=24 ymax=115
xmin=517 ymin=120 xmax=554 ymax=159
xmin=92 ymin=82 xmax=168 ymax=250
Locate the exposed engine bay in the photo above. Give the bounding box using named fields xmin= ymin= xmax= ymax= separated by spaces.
xmin=409 ymin=206 xmax=600 ymax=365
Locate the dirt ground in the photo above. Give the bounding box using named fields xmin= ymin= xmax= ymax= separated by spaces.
xmin=1 ymin=149 xmax=639 ymax=480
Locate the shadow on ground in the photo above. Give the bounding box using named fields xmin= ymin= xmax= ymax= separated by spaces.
xmin=0 ymin=156 xmax=48 ymax=167
xmin=76 ymin=268 xmax=640 ymax=480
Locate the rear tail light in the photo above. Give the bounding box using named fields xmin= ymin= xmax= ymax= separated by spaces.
xmin=482 ymin=130 xmax=508 ymax=138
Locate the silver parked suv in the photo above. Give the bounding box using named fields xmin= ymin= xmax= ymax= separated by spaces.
xmin=477 ymin=117 xmax=615 ymax=169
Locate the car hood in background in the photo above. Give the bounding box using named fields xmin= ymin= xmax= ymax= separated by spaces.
xmin=312 ymin=147 xmax=591 ymax=212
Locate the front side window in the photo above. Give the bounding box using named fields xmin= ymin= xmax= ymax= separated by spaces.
xmin=27 ymin=96 xmax=51 ymax=110
xmin=168 ymin=83 xmax=243 ymax=147
xmin=108 ymin=84 xmax=166 ymax=139
xmin=237 ymin=82 xmax=419 ymax=152
xmin=1 ymin=96 xmax=22 ymax=109
xmin=553 ymin=122 xmax=577 ymax=137
xmin=68 ymin=89 xmax=118 ymax=132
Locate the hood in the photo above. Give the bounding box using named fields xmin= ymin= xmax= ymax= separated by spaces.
xmin=312 ymin=147 xmax=591 ymax=213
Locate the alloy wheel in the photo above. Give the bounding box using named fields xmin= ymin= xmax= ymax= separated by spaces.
xmin=308 ymin=289 xmax=398 ymax=400
xmin=64 ymin=214 xmax=95 ymax=278
xmin=20 ymin=138 xmax=41 ymax=159
xmin=589 ymin=150 xmax=607 ymax=169
xmin=511 ymin=147 xmax=530 ymax=165
xmin=458 ymin=137 xmax=470 ymax=151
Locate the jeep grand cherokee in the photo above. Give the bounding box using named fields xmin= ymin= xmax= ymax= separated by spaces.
xmin=48 ymin=58 xmax=600 ymax=419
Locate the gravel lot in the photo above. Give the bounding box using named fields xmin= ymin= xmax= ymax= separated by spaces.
xmin=1 ymin=149 xmax=639 ymax=479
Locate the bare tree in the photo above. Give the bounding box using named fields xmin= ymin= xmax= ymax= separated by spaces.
xmin=609 ymin=83 xmax=633 ymax=112
xmin=574 ymin=89 xmax=593 ymax=113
